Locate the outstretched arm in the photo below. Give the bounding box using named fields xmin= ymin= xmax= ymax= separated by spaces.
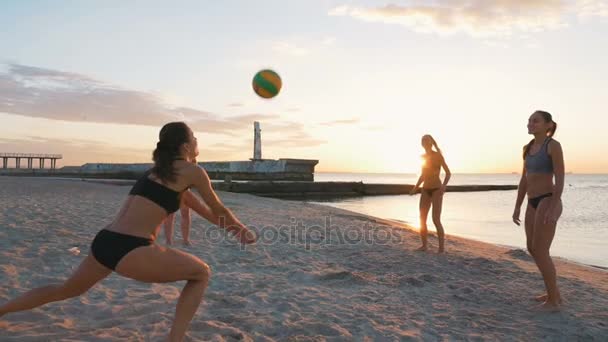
xmin=513 ymin=147 xmax=528 ymax=226
xmin=410 ymin=173 xmax=424 ymax=195
xmin=182 ymin=190 xmax=217 ymax=224
xmin=188 ymin=165 xmax=256 ymax=244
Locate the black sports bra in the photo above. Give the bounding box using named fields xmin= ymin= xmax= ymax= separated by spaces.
xmin=129 ymin=170 xmax=183 ymax=213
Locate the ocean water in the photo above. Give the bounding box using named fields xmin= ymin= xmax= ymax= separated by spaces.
xmin=309 ymin=173 xmax=608 ymax=268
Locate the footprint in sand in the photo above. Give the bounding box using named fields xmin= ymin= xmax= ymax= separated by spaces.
xmin=468 ymin=257 xmax=493 ymax=266
xmin=189 ymin=320 xmax=248 ymax=340
xmin=317 ymin=271 xmax=352 ymax=281
xmin=419 ymin=274 xmax=436 ymax=282
xmin=399 ymin=273 xmax=437 ymax=288
xmin=316 ymin=270 xmax=371 ymax=286
xmin=460 ymin=286 xmax=474 ymax=294
xmin=401 ymin=277 xmax=425 ymax=288
xmin=142 ymin=292 xmax=163 ymax=301
xmin=505 ymin=248 xmax=533 ymax=261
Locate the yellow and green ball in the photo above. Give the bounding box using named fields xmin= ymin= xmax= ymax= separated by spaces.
xmin=252 ymin=69 xmax=282 ymax=99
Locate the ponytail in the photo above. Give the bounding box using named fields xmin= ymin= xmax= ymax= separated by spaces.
xmin=548 ymin=121 xmax=557 ymax=137
xmin=534 ymin=110 xmax=556 ymax=137
xmin=432 ymin=139 xmax=442 ymax=155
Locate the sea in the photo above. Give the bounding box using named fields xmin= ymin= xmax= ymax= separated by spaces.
xmin=307 ymin=173 xmax=608 ymax=268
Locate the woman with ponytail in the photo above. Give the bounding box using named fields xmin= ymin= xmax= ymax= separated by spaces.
xmin=410 ymin=134 xmax=451 ymax=253
xmin=0 ymin=122 xmax=256 ymax=341
xmin=512 ymin=110 xmax=564 ymax=311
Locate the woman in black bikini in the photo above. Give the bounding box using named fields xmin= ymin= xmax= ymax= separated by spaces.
xmin=512 ymin=110 xmax=564 ymax=311
xmin=410 ymin=134 xmax=451 ymax=253
xmin=0 ymin=122 xmax=256 ymax=341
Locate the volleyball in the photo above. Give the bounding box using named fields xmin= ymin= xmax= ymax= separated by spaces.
xmin=252 ymin=69 xmax=282 ymax=99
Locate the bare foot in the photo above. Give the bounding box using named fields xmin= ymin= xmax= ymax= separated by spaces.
xmin=534 ymin=301 xmax=561 ymax=312
xmin=415 ymin=245 xmax=428 ymax=252
xmin=534 ymin=294 xmax=562 ymax=304
xmin=166 ymin=239 xmax=173 ymax=245
xmin=182 ymin=240 xmax=192 ymax=246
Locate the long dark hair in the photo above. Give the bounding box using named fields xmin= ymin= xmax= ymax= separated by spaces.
xmin=523 ymin=110 xmax=557 ymax=159
xmin=152 ymin=122 xmax=190 ymax=183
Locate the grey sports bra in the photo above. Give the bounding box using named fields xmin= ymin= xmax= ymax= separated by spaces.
xmin=525 ymin=138 xmax=554 ymax=174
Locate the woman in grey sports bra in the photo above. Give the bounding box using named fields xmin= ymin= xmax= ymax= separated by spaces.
xmin=512 ymin=110 xmax=565 ymax=311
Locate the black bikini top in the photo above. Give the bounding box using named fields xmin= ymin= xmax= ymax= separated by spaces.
xmin=129 ymin=170 xmax=183 ymax=213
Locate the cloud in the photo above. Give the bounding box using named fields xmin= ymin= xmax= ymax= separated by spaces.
xmin=254 ymin=121 xmax=328 ymax=147
xmin=264 ymin=134 xmax=327 ymax=148
xmin=262 ymin=121 xmax=306 ymax=131
xmin=214 ymin=121 xmax=327 ymax=148
xmin=272 ymin=42 xmax=310 ymax=56
xmin=0 ymin=63 xmax=278 ymax=136
xmin=0 ymin=136 xmax=151 ymax=166
xmin=270 ymin=36 xmax=338 ymax=57
xmin=365 ymin=125 xmax=388 ymax=131
xmin=329 ymin=0 xmax=607 ymax=38
xmin=207 ymin=142 xmax=251 ymax=151
xmin=322 ymin=36 xmax=337 ymax=45
xmin=0 ymin=135 xmax=249 ymax=165
xmin=577 ymin=0 xmax=608 ymax=17
xmin=319 ymin=118 xmax=360 ymax=126
xmin=0 ymin=63 xmax=326 ymax=158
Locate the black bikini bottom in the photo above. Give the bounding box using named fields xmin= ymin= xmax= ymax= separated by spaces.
xmin=423 ymin=188 xmax=440 ymax=196
xmin=91 ymin=229 xmax=152 ymax=270
xmin=528 ymin=193 xmax=552 ymax=210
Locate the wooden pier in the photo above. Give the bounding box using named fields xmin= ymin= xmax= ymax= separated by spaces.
xmin=0 ymin=153 xmax=62 ymax=169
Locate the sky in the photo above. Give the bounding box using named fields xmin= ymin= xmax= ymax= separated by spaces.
xmin=1 ymin=0 xmax=607 ymax=173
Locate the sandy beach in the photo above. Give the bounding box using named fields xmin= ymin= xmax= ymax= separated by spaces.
xmin=0 ymin=176 xmax=607 ymax=341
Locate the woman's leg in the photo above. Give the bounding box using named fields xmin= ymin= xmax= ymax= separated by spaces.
xmin=180 ymin=206 xmax=192 ymax=246
xmin=164 ymin=213 xmax=176 ymax=245
xmin=114 ymin=244 xmax=210 ymax=342
xmin=524 ymin=204 xmax=547 ymax=301
xmin=0 ymin=254 xmax=111 ymax=317
xmin=431 ymin=191 xmax=445 ymax=253
xmin=532 ymin=198 xmax=563 ymax=309
xmin=524 ymin=204 xmax=536 ymax=258
xmin=417 ymin=191 xmax=432 ymax=251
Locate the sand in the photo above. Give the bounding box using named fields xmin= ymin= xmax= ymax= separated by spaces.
xmin=0 ymin=177 xmax=607 ymax=341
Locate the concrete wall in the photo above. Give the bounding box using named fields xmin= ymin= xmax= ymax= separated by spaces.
xmin=80 ymin=163 xmax=151 ymax=173
xmin=202 ymin=159 xmax=317 ymax=173
xmin=1 ymin=159 xmax=319 ymax=181
xmin=214 ymin=182 xmax=517 ymax=198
